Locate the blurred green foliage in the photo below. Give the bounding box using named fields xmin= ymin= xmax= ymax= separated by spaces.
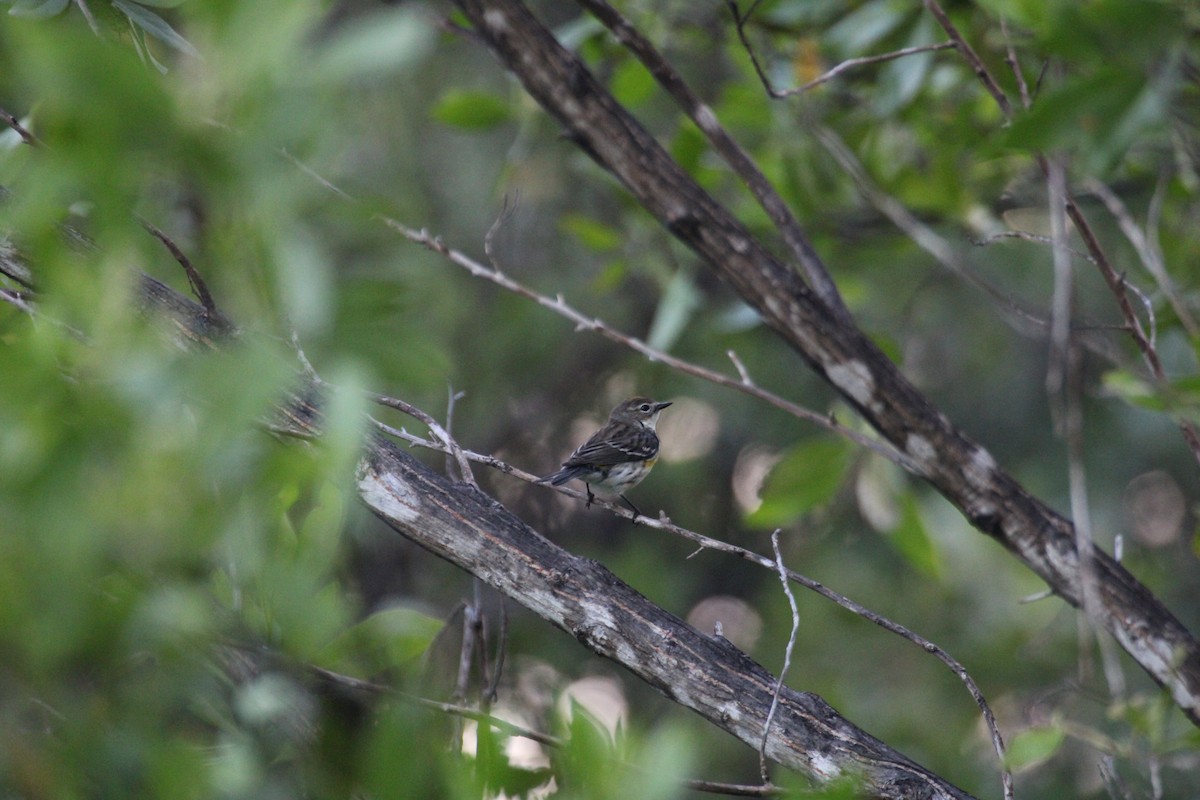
xmin=1 ymin=0 xmax=1199 ymax=798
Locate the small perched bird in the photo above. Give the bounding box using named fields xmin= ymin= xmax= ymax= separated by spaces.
xmin=539 ymin=396 xmax=672 ymax=518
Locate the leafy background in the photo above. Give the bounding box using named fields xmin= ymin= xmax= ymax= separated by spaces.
xmin=1 ymin=0 xmax=1199 ymax=797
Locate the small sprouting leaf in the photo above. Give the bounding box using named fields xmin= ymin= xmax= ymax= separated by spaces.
xmin=112 ymin=0 xmax=200 ymax=58
xmin=1005 ymin=726 xmax=1066 ymax=769
xmin=747 ymin=438 xmax=852 ymax=527
xmin=8 ymin=0 xmax=69 ymax=18
xmin=431 ymin=90 xmax=511 ymax=131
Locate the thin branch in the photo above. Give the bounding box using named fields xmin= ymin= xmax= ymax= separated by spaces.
xmin=1045 ymin=158 xmax=1072 ymax=435
xmin=1057 ymin=176 xmax=1200 ymax=468
xmin=446 ymin=385 xmax=470 ymax=490
xmin=922 ymin=0 xmax=1012 ymax=118
xmin=999 ymin=19 xmax=1032 ymax=110
xmin=683 ymin=779 xmax=782 ymax=797
xmin=1085 ymin=177 xmax=1200 ymax=338
xmin=378 ymin=418 xmax=1013 ymax=798
xmin=972 ymin=230 xmax=1095 ymax=264
xmin=814 ymin=125 xmax=1047 ymax=334
xmin=268 ymin=155 xmax=906 ymax=470
xmin=1049 ymin=157 xmax=1127 ymax=702
xmin=758 ymin=530 xmax=799 ymax=784
xmin=370 ymin=392 xmax=479 ymax=488
xmin=485 ymin=598 xmax=508 ymax=706
xmin=1122 ymin=280 xmax=1158 ymax=351
xmin=139 ymin=217 xmax=220 ymax=318
xmin=578 ymin=0 xmax=853 ymax=325
xmin=453 ymin=599 xmax=479 ymax=705
xmin=381 ymin=214 xmax=917 ymax=473
xmin=0 ymin=287 xmax=36 ymax=315
xmin=278 ymin=142 xmax=913 ymax=473
xmin=766 ymin=41 xmax=956 ymax=97
xmin=0 ymin=106 xmax=40 ymax=147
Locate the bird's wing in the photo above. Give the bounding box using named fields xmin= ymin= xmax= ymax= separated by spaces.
xmin=563 ymin=424 xmax=659 ymax=468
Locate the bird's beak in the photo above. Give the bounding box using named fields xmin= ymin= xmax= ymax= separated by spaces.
xmin=655 ymin=401 xmax=673 ymax=412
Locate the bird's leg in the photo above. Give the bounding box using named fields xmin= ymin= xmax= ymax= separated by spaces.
xmin=585 ymin=485 xmax=595 ymax=509
xmin=618 ymin=494 xmax=642 ymax=522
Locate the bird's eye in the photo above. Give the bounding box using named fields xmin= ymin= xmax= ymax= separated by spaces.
xmin=639 ymin=403 xmax=652 ymax=412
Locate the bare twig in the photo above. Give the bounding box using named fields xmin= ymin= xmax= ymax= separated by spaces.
xmin=972 ymin=231 xmax=1095 ymax=264
xmin=1057 ymin=178 xmax=1200 ymax=467
xmin=814 ymin=125 xmax=1047 ymax=334
xmin=0 ymin=287 xmax=35 ymax=315
xmin=484 ymin=598 xmax=508 ymax=706
xmin=1045 ymin=158 xmax=1072 ymax=434
xmin=578 ymin=0 xmax=853 ymax=325
xmin=381 ymin=215 xmax=917 ymax=472
xmin=737 ymin=34 xmax=955 ymax=96
xmin=446 ymin=385 xmax=469 ymax=488
xmin=371 ymin=392 xmax=479 ymax=487
xmin=922 ymin=0 xmax=1012 ymax=118
xmin=453 ymin=596 xmax=479 ymax=704
xmin=727 ymin=349 xmax=753 ymax=385
xmin=1085 ymin=177 xmax=1199 ymax=338
xmin=683 ymin=779 xmax=781 ymax=797
xmin=0 ymin=106 xmax=40 ymax=147
xmin=999 ymin=18 xmax=1031 ymax=110
xmin=375 ymin=418 xmax=1013 ymax=797
xmin=139 ymin=217 xmax=220 ymax=318
xmin=1049 ymin=157 xmax=1127 ymax=702
xmin=758 ymin=530 xmax=799 ymax=784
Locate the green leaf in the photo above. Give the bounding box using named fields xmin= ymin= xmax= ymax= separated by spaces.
xmin=560 ymin=213 xmax=622 ymax=252
xmin=556 ymin=700 xmax=617 ymax=791
xmin=890 ymin=495 xmax=941 ymax=578
xmin=872 ymin=15 xmax=937 ymax=116
xmin=1102 ymin=369 xmax=1161 ymax=410
xmin=826 ymin=0 xmax=911 ymax=56
xmin=747 ymin=438 xmax=852 ymax=527
xmin=431 ymin=90 xmax=511 ymax=131
xmin=670 ymin=123 xmax=706 ymax=177
xmin=1005 ymin=726 xmax=1066 ymax=769
xmin=317 ymin=6 xmax=433 ymax=81
xmin=610 ymin=57 xmax=656 ymax=109
xmin=646 ymin=269 xmax=701 ymax=352
xmin=8 ymin=0 xmax=68 ymax=17
xmin=315 ymin=606 xmax=445 ymax=676
xmin=111 ymin=0 xmax=200 ymax=58
xmin=1000 ymin=68 xmax=1169 ymax=173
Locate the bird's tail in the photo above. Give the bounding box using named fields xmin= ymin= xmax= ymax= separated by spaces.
xmin=538 ymin=465 xmax=586 ymax=486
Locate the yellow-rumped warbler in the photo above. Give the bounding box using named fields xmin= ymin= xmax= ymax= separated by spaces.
xmin=539 ymin=396 xmax=672 ymax=518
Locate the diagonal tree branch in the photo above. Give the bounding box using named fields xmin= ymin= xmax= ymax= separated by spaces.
xmin=450 ymin=0 xmax=1200 ymax=726
xmin=576 ymin=0 xmax=852 ymax=326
